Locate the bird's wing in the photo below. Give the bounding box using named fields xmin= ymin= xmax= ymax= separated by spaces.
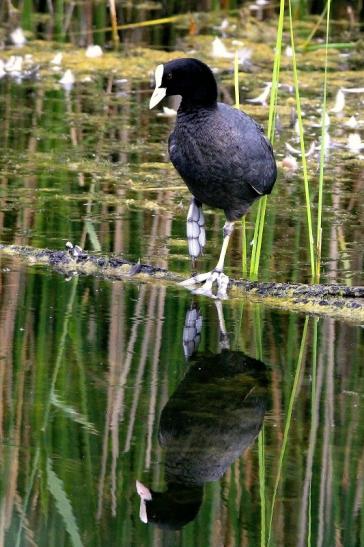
xmin=226 ymin=111 xmax=277 ymax=196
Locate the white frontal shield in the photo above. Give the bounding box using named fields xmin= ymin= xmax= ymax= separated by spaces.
xmin=149 ymin=64 xmax=166 ymax=109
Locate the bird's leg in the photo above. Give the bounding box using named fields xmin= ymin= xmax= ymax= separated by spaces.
xmin=186 ymin=198 xmax=205 ymax=261
xmin=214 ymin=300 xmax=230 ymax=350
xmin=180 ymin=221 xmax=234 ymax=299
xmin=215 ymin=221 xmax=234 ymax=273
xmin=182 ymin=304 xmax=203 ymax=360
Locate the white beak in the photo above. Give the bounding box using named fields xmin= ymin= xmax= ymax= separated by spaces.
xmin=149 ymin=63 xmax=166 ymax=109
xmin=150 ymin=86 xmax=167 ymax=109
xmin=136 ymin=480 xmax=152 ymax=524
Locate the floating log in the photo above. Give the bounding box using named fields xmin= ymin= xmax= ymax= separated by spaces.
xmin=1 ymin=243 xmax=363 ymax=322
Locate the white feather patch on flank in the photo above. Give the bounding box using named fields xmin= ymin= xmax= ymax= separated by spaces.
xmin=155 ymin=64 xmax=164 ymax=88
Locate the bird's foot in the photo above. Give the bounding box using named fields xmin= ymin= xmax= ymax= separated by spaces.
xmin=180 ymin=270 xmax=229 ymax=299
xmin=65 ymin=241 xmax=84 ymax=260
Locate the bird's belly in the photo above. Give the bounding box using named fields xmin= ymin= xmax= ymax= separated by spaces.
xmin=170 ymin=145 xmax=260 ymax=219
xmin=170 ymin=143 xmax=229 ymax=205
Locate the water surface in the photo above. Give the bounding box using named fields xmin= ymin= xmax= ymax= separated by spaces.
xmin=1 ymin=12 xmax=364 ymax=546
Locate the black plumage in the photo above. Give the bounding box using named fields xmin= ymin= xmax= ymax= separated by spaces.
xmin=138 ymin=349 xmax=269 ymax=530
xmin=170 ymin=100 xmax=276 ymax=221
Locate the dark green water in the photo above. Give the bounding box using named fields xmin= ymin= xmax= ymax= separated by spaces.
xmin=1 ymin=14 xmax=364 ymax=546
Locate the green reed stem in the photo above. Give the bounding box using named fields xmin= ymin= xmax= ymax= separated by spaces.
xmin=301 ymin=41 xmax=355 ymax=52
xmin=54 ymin=0 xmax=65 ymax=42
xmin=302 ymin=3 xmax=328 ymax=49
xmin=288 ymin=0 xmax=315 ymax=281
xmin=268 ymin=316 xmax=309 ymax=545
xmin=234 ymin=51 xmax=248 ymax=277
xmin=315 ymin=0 xmax=331 ymax=283
xmin=234 ymin=50 xmax=240 ymax=108
xmin=258 ymin=426 xmax=266 ymax=547
xmin=241 ymin=217 xmax=247 ymax=277
xmin=109 ymin=0 xmax=120 ymax=47
xmin=307 ymin=318 xmax=319 ymax=545
xmin=249 ymin=0 xmax=284 ymax=279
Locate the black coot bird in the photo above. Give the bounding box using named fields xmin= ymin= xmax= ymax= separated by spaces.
xmin=150 ymin=58 xmax=277 ymax=298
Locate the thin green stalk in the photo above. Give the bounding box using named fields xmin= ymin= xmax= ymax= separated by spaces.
xmin=268 ymin=316 xmax=309 ymax=545
xmin=250 ymin=199 xmax=262 ymax=278
xmin=241 ymin=217 xmax=247 ymax=278
xmin=21 ymin=0 xmax=33 ymax=31
xmin=315 ymin=0 xmax=331 ymax=283
xmin=288 ymin=0 xmax=315 ymax=280
xmin=54 ymin=0 xmax=65 ymax=42
xmin=302 ymin=3 xmax=328 ymax=49
xmin=307 ymin=318 xmax=319 ymax=545
xmin=301 ymin=42 xmax=355 ymax=52
xmin=234 ymin=51 xmax=240 ymax=109
xmin=109 ymin=0 xmax=120 ymax=47
xmin=258 ymin=427 xmax=266 ymax=547
xmin=249 ymin=0 xmax=285 ymax=278
xmin=234 ymin=51 xmax=248 ymax=277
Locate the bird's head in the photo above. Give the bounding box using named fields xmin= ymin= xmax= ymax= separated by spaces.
xmin=149 ymin=58 xmax=218 ymax=110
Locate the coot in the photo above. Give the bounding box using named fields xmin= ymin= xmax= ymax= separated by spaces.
xmin=150 ymin=58 xmax=277 ymax=298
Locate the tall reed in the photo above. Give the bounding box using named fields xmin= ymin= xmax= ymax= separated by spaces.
xmin=234 ymin=51 xmax=248 ymax=277
xmin=315 ymin=0 xmax=331 ymax=283
xmin=288 ymin=0 xmax=315 ymax=280
xmin=249 ymin=0 xmax=285 ymax=279
xmin=267 ymin=316 xmax=309 ymax=545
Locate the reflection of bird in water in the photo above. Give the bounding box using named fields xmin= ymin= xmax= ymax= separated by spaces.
xmin=137 ymin=303 xmax=270 ymax=530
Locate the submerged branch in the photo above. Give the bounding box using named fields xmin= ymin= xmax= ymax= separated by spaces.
xmin=1 ymin=244 xmax=364 ymax=322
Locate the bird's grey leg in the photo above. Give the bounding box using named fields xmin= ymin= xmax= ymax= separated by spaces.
xmin=215 ymin=221 xmax=234 ymax=273
xmin=215 ymin=300 xmax=230 ymax=350
xmin=180 ymin=221 xmax=234 ymax=299
xmin=182 ymin=304 xmax=203 ymax=360
xmin=186 ymin=198 xmax=205 ymax=260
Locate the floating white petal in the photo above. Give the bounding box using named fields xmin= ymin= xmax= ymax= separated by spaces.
xmin=85 ymin=45 xmax=103 ymax=58
xmin=347 ymin=133 xmax=364 ymax=154
xmin=247 ymin=83 xmax=271 ymax=106
xmin=282 ymin=155 xmax=298 ymax=171
xmin=5 ymin=56 xmax=23 ymax=74
xmin=60 ymin=69 xmax=75 ymax=89
xmin=51 ymin=52 xmax=63 ymax=66
xmin=10 ymin=27 xmax=26 ymax=47
xmin=342 ymin=87 xmax=364 ymax=93
xmin=345 ymin=116 xmax=358 ymax=129
xmin=212 ymin=37 xmax=234 ymax=59
xmin=331 ymin=89 xmax=345 ymax=113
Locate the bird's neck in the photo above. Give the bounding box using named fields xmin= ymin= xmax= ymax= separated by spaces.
xmin=179 ymin=97 xmax=218 ymax=114
xmin=179 ymin=78 xmax=218 ymax=111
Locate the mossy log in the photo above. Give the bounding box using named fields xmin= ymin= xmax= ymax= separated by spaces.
xmin=1 ymin=243 xmax=364 ymax=322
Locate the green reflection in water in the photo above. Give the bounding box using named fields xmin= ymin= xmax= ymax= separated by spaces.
xmin=0 ymin=263 xmax=363 ymax=546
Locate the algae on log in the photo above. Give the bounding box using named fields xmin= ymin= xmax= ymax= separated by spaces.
xmin=1 ymin=244 xmax=364 ymax=322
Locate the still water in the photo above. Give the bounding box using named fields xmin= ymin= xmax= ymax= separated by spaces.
xmin=1 ymin=264 xmax=364 ymax=546
xmin=1 ymin=12 xmax=364 ymax=547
